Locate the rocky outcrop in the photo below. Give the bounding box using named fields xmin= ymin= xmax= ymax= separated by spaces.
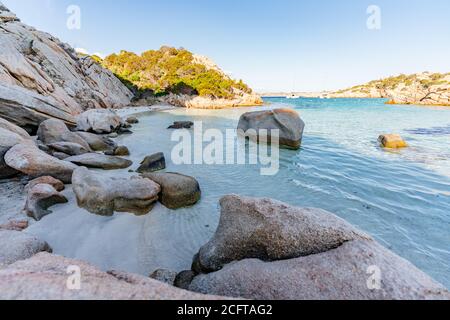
xmin=0 ymin=4 xmax=132 ymax=131
xmin=65 ymin=153 xmax=132 ymax=170
xmin=160 ymin=92 xmax=263 ymax=109
xmin=37 ymin=119 xmax=91 ymax=150
xmin=137 ymin=153 xmax=166 ymax=173
xmin=190 ymin=240 xmax=450 ymax=300
xmin=0 ymin=253 xmax=223 ymax=300
xmin=238 ymin=109 xmax=305 ymax=149
xmin=76 ymin=109 xmax=124 ymax=134
xmin=4 ymin=143 xmax=78 ymax=183
xmin=188 ymin=195 xmax=450 ymax=300
xmin=330 ymin=72 xmax=450 ymax=106
xmin=0 ymin=230 xmax=52 ymax=267
xmin=142 ymin=172 xmax=201 ymax=209
xmin=24 ymin=183 xmax=68 ymax=221
xmin=72 ymin=167 xmax=160 ymax=216
xmin=193 ymin=195 xmax=369 ymax=273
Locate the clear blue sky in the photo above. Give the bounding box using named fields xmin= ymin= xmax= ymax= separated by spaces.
xmin=3 ymin=0 xmax=450 ymax=92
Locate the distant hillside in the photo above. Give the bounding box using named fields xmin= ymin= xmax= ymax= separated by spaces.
xmin=330 ymin=72 xmax=450 ymax=106
xmin=100 ymin=47 xmax=255 ymax=101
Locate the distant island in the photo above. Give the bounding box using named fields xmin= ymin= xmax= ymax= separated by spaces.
xmin=261 ymin=72 xmax=450 ymax=106
xmin=90 ymin=47 xmax=263 ymax=109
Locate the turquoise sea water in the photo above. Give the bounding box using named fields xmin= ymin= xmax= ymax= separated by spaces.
xmin=27 ymin=98 xmax=450 ymax=289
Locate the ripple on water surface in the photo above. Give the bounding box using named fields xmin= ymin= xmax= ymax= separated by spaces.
xmin=26 ymin=99 xmax=450 ymax=288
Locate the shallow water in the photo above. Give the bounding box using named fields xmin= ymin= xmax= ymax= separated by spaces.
xmin=27 ymin=98 xmax=450 ymax=288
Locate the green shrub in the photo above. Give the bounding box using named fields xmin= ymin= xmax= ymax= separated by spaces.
xmin=102 ymin=47 xmax=252 ymax=99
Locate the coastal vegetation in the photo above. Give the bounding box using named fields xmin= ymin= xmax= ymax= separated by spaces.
xmin=100 ymin=47 xmax=253 ymax=99
xmin=331 ymin=72 xmax=450 ymax=106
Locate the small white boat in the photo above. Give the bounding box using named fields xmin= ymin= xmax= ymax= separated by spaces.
xmin=286 ymin=93 xmax=300 ymax=99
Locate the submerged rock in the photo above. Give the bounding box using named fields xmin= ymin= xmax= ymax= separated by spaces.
xmin=237 ymin=108 xmax=305 ymax=149
xmin=26 ymin=176 xmax=65 ymax=192
xmin=24 ymin=183 xmax=68 ymax=221
xmin=0 ymin=220 xmax=29 ymax=232
xmin=0 ymin=253 xmax=221 ymax=300
xmin=126 ymin=116 xmax=139 ymax=124
xmin=189 ymin=240 xmax=450 ymax=300
xmin=76 ymin=109 xmax=124 ymax=134
xmin=193 ymin=195 xmax=369 ymax=273
xmin=142 ymin=172 xmax=201 ymax=210
xmin=47 ymin=142 xmax=90 ymax=156
xmin=72 ymin=167 xmax=160 ymax=216
xmin=37 ymin=119 xmax=91 ymax=150
xmin=150 ymin=269 xmax=178 ymax=286
xmin=0 ymin=230 xmax=52 ymax=267
xmin=105 ymin=145 xmax=130 ymax=156
xmin=76 ymin=132 xmax=117 ymax=152
xmin=137 ymin=152 xmax=166 ymax=173
xmin=65 ymin=153 xmax=132 ymax=170
xmin=4 ymin=143 xmax=78 ymax=183
xmin=167 ymin=121 xmax=194 ymax=129
xmin=378 ymin=134 xmax=408 ymax=149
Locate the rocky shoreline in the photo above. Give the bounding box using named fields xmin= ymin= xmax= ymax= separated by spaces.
xmin=1 ymin=106 xmax=449 ymax=300
xmin=1 ymin=2 xmax=449 ymax=300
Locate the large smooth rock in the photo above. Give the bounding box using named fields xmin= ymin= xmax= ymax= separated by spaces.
xmin=4 ymin=143 xmax=78 ymax=183
xmin=76 ymin=131 xmax=117 ymax=152
xmin=48 ymin=142 xmax=89 ymax=156
xmin=142 ymin=172 xmax=201 ymax=210
xmin=137 ymin=152 xmax=166 ymax=173
xmin=37 ymin=119 xmax=91 ymax=150
xmin=237 ymin=108 xmax=305 ymax=149
xmin=0 ymin=4 xmax=132 ymax=131
xmin=0 ymin=253 xmax=223 ymax=300
xmin=24 ymin=183 xmax=68 ymax=221
xmin=76 ymin=109 xmax=124 ymax=134
xmin=0 ymin=121 xmax=32 ymax=179
xmin=72 ymin=167 xmax=160 ymax=216
xmin=189 ymin=240 xmax=450 ymax=300
xmin=0 ymin=117 xmax=30 ymax=139
xmin=65 ymin=153 xmax=132 ymax=170
xmin=0 ymin=230 xmax=52 ymax=267
xmin=193 ymin=195 xmax=369 ymax=273
xmin=26 ymin=176 xmax=65 ymax=192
